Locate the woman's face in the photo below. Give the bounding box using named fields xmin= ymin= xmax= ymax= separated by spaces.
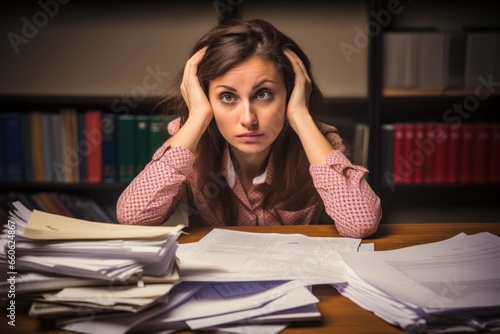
xmin=208 ymin=57 xmax=287 ymax=160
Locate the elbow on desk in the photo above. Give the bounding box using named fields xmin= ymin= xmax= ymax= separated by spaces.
xmin=115 ymin=199 xmax=165 ymax=226
xmin=335 ymin=208 xmax=382 ymax=239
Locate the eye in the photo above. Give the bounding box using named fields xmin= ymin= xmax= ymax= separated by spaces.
xmin=256 ymin=90 xmax=272 ymax=100
xmin=220 ymin=93 xmax=236 ymax=103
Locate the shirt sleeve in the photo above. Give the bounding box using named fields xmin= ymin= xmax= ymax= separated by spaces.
xmin=116 ymin=141 xmax=195 ymax=226
xmin=309 ymin=123 xmax=382 ymax=238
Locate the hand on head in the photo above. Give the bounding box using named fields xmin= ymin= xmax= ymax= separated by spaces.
xmin=283 ymin=49 xmax=313 ymax=129
xmin=181 ymin=46 xmax=214 ymax=122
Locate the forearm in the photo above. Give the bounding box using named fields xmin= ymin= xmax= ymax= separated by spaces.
xmin=289 ymin=112 xmax=334 ymax=165
xmin=116 ymin=145 xmax=195 ymax=226
xmin=167 ymin=113 xmax=212 ymax=152
xmin=311 ymin=151 xmax=382 ymax=238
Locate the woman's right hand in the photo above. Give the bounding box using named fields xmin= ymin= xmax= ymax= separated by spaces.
xmin=180 ymin=47 xmax=213 ymax=121
xmin=167 ymin=47 xmax=214 ymax=153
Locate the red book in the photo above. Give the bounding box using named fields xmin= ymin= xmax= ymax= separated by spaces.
xmin=459 ymin=124 xmax=475 ymax=184
xmin=392 ymin=123 xmax=405 ymax=184
xmin=446 ymin=124 xmax=461 ymax=184
xmin=401 ymin=123 xmax=415 ymax=184
xmin=489 ymin=124 xmax=500 ymax=183
xmin=413 ymin=123 xmax=425 ymax=184
xmin=423 ymin=123 xmax=437 ymax=184
xmin=434 ymin=123 xmax=449 ymax=184
xmin=472 ymin=123 xmax=491 ymax=184
xmin=85 ymin=110 xmax=102 ymax=183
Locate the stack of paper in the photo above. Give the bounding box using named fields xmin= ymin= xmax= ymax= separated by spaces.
xmin=148 ymin=228 xmax=361 ymax=333
xmin=334 ymin=232 xmax=500 ymax=333
xmin=1 ymin=203 xmax=366 ymax=333
xmin=0 ymin=201 xmax=184 ymax=326
xmin=57 ymin=280 xmax=320 ymax=334
xmin=56 ymin=228 xmax=362 ymax=334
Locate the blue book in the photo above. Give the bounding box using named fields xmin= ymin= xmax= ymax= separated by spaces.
xmin=41 ymin=113 xmax=53 ymax=182
xmin=4 ymin=112 xmax=23 ymax=182
xmin=77 ymin=112 xmax=88 ymax=183
xmin=21 ymin=113 xmax=33 ymax=182
xmin=0 ymin=115 xmax=6 ymax=181
xmin=101 ymin=113 xmax=117 ymax=183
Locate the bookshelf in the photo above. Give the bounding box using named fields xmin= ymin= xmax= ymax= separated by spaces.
xmin=368 ymin=0 xmax=500 ymax=223
xmin=0 ymin=94 xmax=169 ymax=221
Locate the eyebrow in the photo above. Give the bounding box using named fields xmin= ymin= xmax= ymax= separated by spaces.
xmin=214 ymin=79 xmax=275 ymax=92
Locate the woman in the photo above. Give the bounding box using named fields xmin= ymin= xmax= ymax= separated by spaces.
xmin=116 ymin=18 xmax=381 ymax=238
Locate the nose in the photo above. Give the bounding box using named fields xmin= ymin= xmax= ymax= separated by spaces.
xmin=239 ymin=101 xmax=257 ymax=128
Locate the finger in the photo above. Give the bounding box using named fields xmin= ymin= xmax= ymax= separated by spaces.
xmin=284 ymin=49 xmax=311 ymax=83
xmin=182 ymin=47 xmax=208 ymax=87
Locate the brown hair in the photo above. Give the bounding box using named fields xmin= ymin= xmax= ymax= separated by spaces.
xmin=159 ymin=18 xmax=325 ymax=225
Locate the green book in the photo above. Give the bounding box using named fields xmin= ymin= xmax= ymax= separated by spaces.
xmin=149 ymin=115 xmax=166 ymax=158
xmin=117 ymin=115 xmax=136 ymax=183
xmin=135 ymin=115 xmax=150 ymax=174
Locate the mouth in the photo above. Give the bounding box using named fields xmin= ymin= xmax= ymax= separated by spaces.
xmin=237 ymin=133 xmax=264 ymax=143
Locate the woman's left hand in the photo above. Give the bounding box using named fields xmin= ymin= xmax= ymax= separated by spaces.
xmin=283 ymin=49 xmax=313 ymax=131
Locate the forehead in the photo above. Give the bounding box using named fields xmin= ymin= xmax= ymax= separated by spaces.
xmin=210 ymin=57 xmax=283 ymax=88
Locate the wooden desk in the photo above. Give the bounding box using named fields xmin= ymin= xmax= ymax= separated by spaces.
xmin=3 ymin=223 xmax=500 ymax=334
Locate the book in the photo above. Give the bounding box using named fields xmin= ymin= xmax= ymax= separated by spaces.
xmin=135 ymin=115 xmax=150 ymax=173
xmin=433 ymin=123 xmax=449 ymax=184
xmin=413 ymin=123 xmax=425 ymax=184
xmin=423 ymin=123 xmax=437 ymax=184
xmin=149 ymin=115 xmax=166 ymax=158
xmin=472 ymin=123 xmax=491 ymax=184
xmin=353 ymin=123 xmax=369 ymax=169
xmin=60 ymin=108 xmax=79 ymax=183
xmin=21 ymin=113 xmax=33 ymax=182
xmin=77 ymin=112 xmax=88 ymax=182
xmin=101 ymin=113 xmax=117 ymax=183
xmin=3 ymin=112 xmax=23 ymax=182
xmin=30 ymin=111 xmax=45 ymax=182
xmin=459 ymin=124 xmax=475 ymax=184
xmin=117 ymin=115 xmax=137 ymax=183
xmin=380 ymin=124 xmax=394 ymax=186
xmin=41 ymin=113 xmax=53 ymax=182
xmin=50 ymin=112 xmax=64 ymax=182
xmin=401 ymin=123 xmax=414 ymax=184
xmin=446 ymin=124 xmax=461 ymax=184
xmin=0 ymin=115 xmax=6 ymax=181
xmin=85 ymin=110 xmax=103 ymax=183
xmin=464 ymin=32 xmax=500 ymax=89
xmin=392 ymin=123 xmax=405 ymax=184
xmin=489 ymin=124 xmax=500 ymax=183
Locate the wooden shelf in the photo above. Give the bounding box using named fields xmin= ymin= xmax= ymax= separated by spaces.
xmin=383 ymin=87 xmax=500 ymax=97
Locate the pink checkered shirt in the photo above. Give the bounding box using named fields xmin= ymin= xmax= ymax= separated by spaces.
xmin=116 ymin=121 xmax=381 ymax=238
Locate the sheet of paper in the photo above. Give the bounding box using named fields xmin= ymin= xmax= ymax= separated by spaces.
xmin=43 ymin=284 xmax=174 ymax=306
xmin=177 ymin=228 xmax=361 ymax=283
xmin=60 ymin=296 xmax=172 ymax=334
xmin=24 ymin=209 xmax=184 ymax=240
xmin=186 ymin=285 xmax=319 ymax=329
xmin=144 ymin=280 xmax=304 ymax=324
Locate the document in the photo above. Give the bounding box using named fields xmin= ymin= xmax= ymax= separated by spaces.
xmin=23 ymin=208 xmax=184 ymax=240
xmin=177 ymin=228 xmax=361 ymax=284
xmin=337 ymin=232 xmax=500 ymax=333
xmin=131 ymin=280 xmax=318 ymax=333
xmin=2 ymin=202 xmax=182 ymax=282
xmin=340 ymin=232 xmax=500 ymax=309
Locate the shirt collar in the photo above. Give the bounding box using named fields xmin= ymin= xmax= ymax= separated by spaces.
xmin=222 ymin=144 xmax=273 ymax=189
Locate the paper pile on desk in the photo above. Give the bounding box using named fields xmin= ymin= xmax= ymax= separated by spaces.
xmin=58 ymin=229 xmax=361 ymax=334
xmin=134 ymin=228 xmax=360 ymax=333
xmin=334 ymin=232 xmax=500 ymax=333
xmin=0 ymin=201 xmax=184 ymax=321
xmin=58 ymin=280 xmax=320 ymax=334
